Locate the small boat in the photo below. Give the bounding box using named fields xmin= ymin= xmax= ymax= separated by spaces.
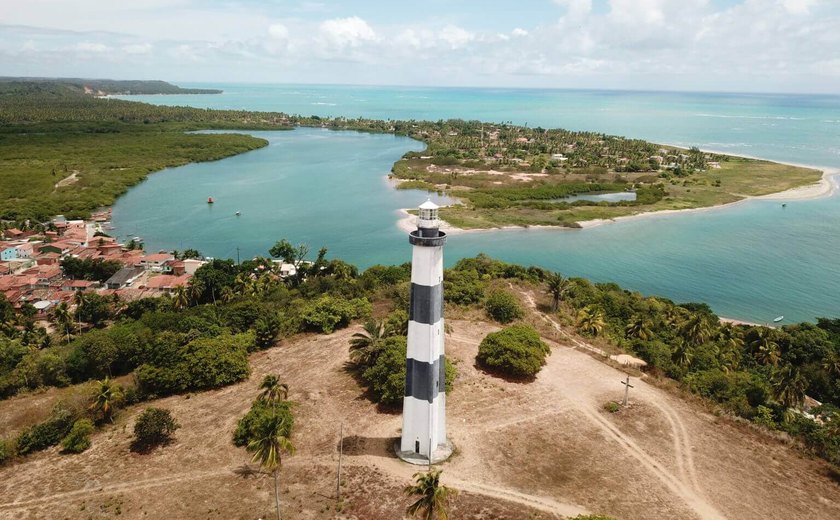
xmin=207 ymin=197 xmax=215 ymax=204
xmin=773 ymin=316 xmax=784 ymax=323
xmin=781 ymin=203 xmax=787 ymax=208
xmin=235 ymin=211 xmax=241 ymax=216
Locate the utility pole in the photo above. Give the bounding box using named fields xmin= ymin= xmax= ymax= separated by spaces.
xmin=236 ymin=247 xmax=240 ymax=266
xmin=621 ymin=375 xmax=634 ymax=406
xmin=336 ymin=422 xmax=343 ymax=504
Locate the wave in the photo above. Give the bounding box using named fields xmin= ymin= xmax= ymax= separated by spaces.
xmin=311 ymin=102 xmax=337 ymax=106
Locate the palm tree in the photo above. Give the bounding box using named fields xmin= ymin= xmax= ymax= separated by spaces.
xmin=772 ymin=364 xmax=807 ymax=411
xmin=750 ymin=329 xmax=781 ymax=367
xmin=716 ymin=324 xmax=744 ymax=372
xmin=679 ymin=314 xmax=714 ymax=346
xmin=672 ymin=339 xmax=694 ymax=369
xmin=546 ymin=273 xmax=570 ymax=311
xmin=220 ymin=286 xmax=236 ymax=303
xmin=664 ymin=306 xmax=688 ymax=328
xmin=404 ymin=468 xmax=455 ymax=520
xmin=576 ymin=305 xmax=606 ymax=337
xmin=172 ymin=285 xmax=190 ymax=310
xmin=349 ymin=320 xmax=386 ymax=366
xmin=625 ymin=315 xmax=653 ymax=341
xmin=247 ymin=414 xmax=294 ymax=520
xmin=51 ymin=302 xmax=73 ymax=344
xmin=89 ymin=377 xmax=124 ymax=422
xmin=258 ymin=375 xmax=289 ymax=403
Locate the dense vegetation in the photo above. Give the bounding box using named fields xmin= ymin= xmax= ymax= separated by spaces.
xmin=0 ymin=77 xmax=222 ymax=95
xmin=132 ymin=407 xmax=179 ymax=451
xmin=477 ymin=324 xmax=551 ymax=379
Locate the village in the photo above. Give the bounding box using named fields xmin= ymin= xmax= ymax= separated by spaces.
xmin=0 ymin=210 xmax=206 ymax=320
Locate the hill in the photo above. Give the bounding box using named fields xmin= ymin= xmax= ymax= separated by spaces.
xmin=0 ymin=77 xmax=221 ymax=95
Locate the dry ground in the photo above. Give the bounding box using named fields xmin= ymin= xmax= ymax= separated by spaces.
xmin=1 ymin=308 xmax=839 ymax=519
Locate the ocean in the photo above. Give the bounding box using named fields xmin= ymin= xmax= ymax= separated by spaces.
xmin=111 ymin=84 xmax=840 ymax=323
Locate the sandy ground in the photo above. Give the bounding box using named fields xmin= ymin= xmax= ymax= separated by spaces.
xmin=2 ymin=296 xmax=840 ymax=519
xmin=54 ymin=170 xmax=80 ymax=189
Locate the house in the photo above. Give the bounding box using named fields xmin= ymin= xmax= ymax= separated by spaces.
xmin=105 ymin=266 xmax=146 ymax=290
xmin=138 ymin=253 xmax=175 ymax=273
xmin=62 ymin=280 xmax=99 ymax=292
xmin=182 ymin=259 xmax=206 ymax=275
xmin=3 ymin=228 xmax=24 ymax=240
xmin=36 ymin=252 xmax=61 ymax=266
xmin=144 ymin=274 xmax=191 ymax=293
xmin=708 ymin=161 xmax=722 ymax=169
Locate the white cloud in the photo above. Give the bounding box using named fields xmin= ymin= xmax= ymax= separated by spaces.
xmin=438 ymin=25 xmax=474 ymax=49
xmin=75 ymin=42 xmax=108 ymax=53
xmin=554 ymin=0 xmax=592 ymax=19
xmin=781 ymin=0 xmax=820 ymax=15
xmin=512 ymin=28 xmax=528 ymax=37
xmin=122 ymin=43 xmax=152 ymax=55
xmin=268 ymin=23 xmax=289 ymax=40
xmin=318 ymin=16 xmax=376 ymax=48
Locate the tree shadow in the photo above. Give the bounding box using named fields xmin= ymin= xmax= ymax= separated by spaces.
xmin=232 ymin=463 xmax=263 ymax=479
xmin=129 ymin=437 xmax=174 ymax=454
xmin=472 ymin=361 xmax=538 ymax=384
xmin=339 ymin=435 xmax=400 ymax=459
xmin=341 ymin=361 xmax=402 ymax=415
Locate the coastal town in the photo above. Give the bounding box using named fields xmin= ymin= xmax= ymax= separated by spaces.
xmin=0 ymin=210 xmax=204 ymax=320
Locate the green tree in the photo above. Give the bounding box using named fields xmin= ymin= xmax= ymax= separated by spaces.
xmin=172 ymin=285 xmax=190 ymax=310
xmin=751 ymin=329 xmax=781 ymax=367
xmin=247 ymin=412 xmax=295 ymax=520
xmin=258 ymin=375 xmax=289 ymax=403
xmin=50 ymin=302 xmax=73 ymax=344
xmin=625 ymin=315 xmax=653 ymax=341
xmin=61 ymin=418 xmax=94 ymax=453
xmin=484 ymin=290 xmax=524 ymax=324
xmin=89 ymin=377 xmax=124 ymax=422
xmin=404 ymin=469 xmax=455 ymax=520
xmin=576 ymin=305 xmax=606 ymax=337
xmin=133 ymin=407 xmax=179 ymax=450
xmin=476 ymin=324 xmax=550 ymax=379
xmin=546 ymin=272 xmax=570 ymax=311
xmin=772 ymin=364 xmax=807 ymax=410
xmin=349 ymin=320 xmax=386 ymax=367
xmin=672 ymin=340 xmax=694 ymax=369
xmin=679 ymin=314 xmax=715 ymax=346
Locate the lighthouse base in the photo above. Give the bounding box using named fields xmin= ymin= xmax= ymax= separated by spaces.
xmin=394 ymin=439 xmax=454 ymax=466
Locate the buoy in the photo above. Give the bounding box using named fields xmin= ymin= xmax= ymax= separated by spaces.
xmin=208 ymin=197 xmax=214 ymax=204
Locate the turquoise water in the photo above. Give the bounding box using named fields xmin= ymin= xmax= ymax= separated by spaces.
xmin=111 ymin=85 xmax=840 ymax=323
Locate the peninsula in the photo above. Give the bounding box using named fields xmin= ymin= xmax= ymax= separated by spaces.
xmin=0 ymin=79 xmax=823 ymax=231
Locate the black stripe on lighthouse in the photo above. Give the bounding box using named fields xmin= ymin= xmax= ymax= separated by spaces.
xmin=404 ymin=356 xmax=446 ymax=402
xmin=408 ymin=283 xmax=444 ymax=325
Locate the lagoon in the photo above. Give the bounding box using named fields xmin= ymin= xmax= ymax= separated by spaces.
xmin=112 ymin=85 xmax=840 ymax=323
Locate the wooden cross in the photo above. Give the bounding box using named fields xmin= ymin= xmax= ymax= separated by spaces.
xmin=621 ymin=375 xmax=634 ymax=406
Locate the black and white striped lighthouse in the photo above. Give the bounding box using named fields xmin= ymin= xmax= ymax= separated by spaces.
xmin=397 ymin=199 xmax=452 ymax=464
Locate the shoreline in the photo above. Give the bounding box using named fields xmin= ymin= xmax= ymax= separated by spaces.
xmin=395 ymin=160 xmax=838 ymax=235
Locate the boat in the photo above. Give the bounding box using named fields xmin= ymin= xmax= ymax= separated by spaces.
xmin=773 ymin=316 xmax=784 ymax=323
xmin=782 ymin=203 xmax=787 ymax=208
xmin=235 ymin=211 xmax=241 ymax=216
xmin=207 ymin=197 xmax=214 ymax=204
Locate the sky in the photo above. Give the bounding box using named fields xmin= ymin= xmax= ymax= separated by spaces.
xmin=1 ymin=0 xmax=839 ymax=94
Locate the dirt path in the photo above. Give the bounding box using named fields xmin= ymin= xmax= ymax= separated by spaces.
xmin=54 ymin=170 xmax=79 ymax=189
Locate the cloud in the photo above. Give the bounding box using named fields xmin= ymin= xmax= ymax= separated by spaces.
xmin=554 ymin=0 xmax=592 ymax=19
xmin=511 ymin=28 xmax=528 ymax=37
xmin=318 ymin=16 xmax=376 ymax=49
xmin=438 ymin=25 xmax=474 ymax=49
xmin=268 ymin=23 xmax=289 ymax=40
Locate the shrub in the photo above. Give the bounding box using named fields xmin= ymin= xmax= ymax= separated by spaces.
xmin=443 ymin=269 xmax=484 ymax=305
xmin=477 ymin=324 xmax=550 ymax=379
xmin=133 ymin=408 xmax=179 ymax=450
xmin=61 ymin=418 xmax=95 ymax=453
xmin=603 ymin=401 xmax=620 ymax=413
xmin=232 ymin=400 xmax=294 ymax=447
xmin=361 ymin=336 xmax=456 ymax=405
xmin=300 ymin=296 xmax=371 ymax=334
xmin=135 ymin=333 xmax=251 ymax=396
xmin=16 ymin=407 xmax=75 ymax=455
xmin=484 ymin=290 xmax=524 ymax=324
xmin=0 ymin=438 xmax=14 ymax=465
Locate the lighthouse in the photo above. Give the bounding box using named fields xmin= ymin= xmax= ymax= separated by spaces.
xmin=397 ymin=199 xmax=452 ymax=464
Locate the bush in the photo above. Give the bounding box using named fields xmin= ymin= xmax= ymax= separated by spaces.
xmin=233 ymin=400 xmax=294 ymax=447
xmin=0 ymin=438 xmax=14 ymax=465
xmin=484 ymin=290 xmax=524 ymax=324
xmin=133 ymin=408 xmax=179 ymax=450
xmin=61 ymin=418 xmax=95 ymax=453
xmin=300 ymin=296 xmax=371 ymax=334
xmin=477 ymin=324 xmax=550 ymax=379
xmin=603 ymin=401 xmax=620 ymax=413
xmin=135 ymin=333 xmax=251 ymax=396
xmin=361 ymin=336 xmax=456 ymax=405
xmin=16 ymin=407 xmax=75 ymax=455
